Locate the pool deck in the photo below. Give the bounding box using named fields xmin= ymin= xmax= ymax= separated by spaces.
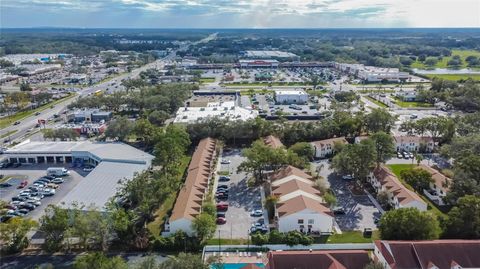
xmin=205 ymin=251 xmax=265 ymax=264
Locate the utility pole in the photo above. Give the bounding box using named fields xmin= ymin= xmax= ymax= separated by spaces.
xmin=218 ymin=230 xmax=221 ymax=253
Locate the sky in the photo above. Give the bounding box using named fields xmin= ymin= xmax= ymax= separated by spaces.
xmin=1 ymin=0 xmax=480 ymax=28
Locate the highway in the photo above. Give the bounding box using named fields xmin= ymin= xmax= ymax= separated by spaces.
xmin=0 ymin=33 xmax=218 ymax=147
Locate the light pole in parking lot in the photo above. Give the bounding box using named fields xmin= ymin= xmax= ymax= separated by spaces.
xmin=218 ymin=230 xmax=221 ymax=253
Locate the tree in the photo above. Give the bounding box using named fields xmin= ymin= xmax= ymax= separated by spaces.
xmin=379 ymin=208 xmax=440 ymax=240
xmin=20 ymin=82 xmax=32 ymax=91
xmin=264 ymin=195 xmax=279 ymax=219
xmin=364 ymin=108 xmax=396 ymax=133
xmin=364 ymin=261 xmax=385 ymax=269
xmin=148 ymin=110 xmax=170 ymax=126
xmin=104 ymin=116 xmax=134 ymax=141
xmin=284 ymin=231 xmax=313 ymax=246
xmin=191 ymin=213 xmax=216 ymax=243
xmin=39 ymin=205 xmax=70 ymax=252
xmin=159 ymin=253 xmax=208 ymax=269
xmin=443 ymin=195 xmax=480 ymax=239
xmin=289 ymin=142 xmax=314 ymax=161
xmin=73 ymin=252 xmax=127 ymax=269
xmin=251 ymin=232 xmax=269 ymax=245
xmin=0 ymin=217 xmax=38 ymax=253
xmin=0 ymin=59 xmax=14 ymax=68
xmin=424 ymin=57 xmax=438 ymax=66
xmin=332 ymin=139 xmax=377 ymax=182
xmin=370 ymin=132 xmax=395 ymax=166
xmin=376 ymin=191 xmax=390 ymax=209
xmin=400 ymin=168 xmax=434 ymax=192
xmin=323 ymin=192 xmax=337 ymax=208
xmin=202 ymin=202 xmax=217 ymax=217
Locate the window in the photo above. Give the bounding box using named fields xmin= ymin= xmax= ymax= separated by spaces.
xmin=308 ymin=219 xmax=314 ymax=224
xmin=297 ymin=219 xmax=304 ymax=224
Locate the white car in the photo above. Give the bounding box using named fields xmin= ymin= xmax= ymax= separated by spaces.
xmin=52 ymin=178 xmax=64 ymax=184
xmin=42 ymin=188 xmax=56 ymax=196
xmin=251 ymin=209 xmax=263 ymax=217
xmin=34 ymin=183 xmax=45 ymax=188
xmin=26 ymin=199 xmax=41 ymax=206
xmin=221 ymin=160 xmax=231 ymax=164
xmin=83 ymin=167 xmax=94 ymax=172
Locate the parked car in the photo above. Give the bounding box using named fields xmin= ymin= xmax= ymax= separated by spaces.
xmin=250 ymin=209 xmax=263 ymax=217
xmin=220 ymin=160 xmax=231 ymax=164
xmin=219 ymin=176 xmax=231 ymax=182
xmin=409 ymin=152 xmax=414 ymax=159
xmin=83 ymin=167 xmax=94 ymax=172
xmin=17 ymin=180 xmax=28 ymax=189
xmin=342 ymin=175 xmax=353 ymax=180
xmin=402 ymin=151 xmax=409 ymax=158
xmin=42 ymin=188 xmax=56 ymax=196
xmin=0 ymin=215 xmax=13 ymax=223
xmin=217 ymin=184 xmax=229 ymax=189
xmin=33 ymin=183 xmax=45 ymax=188
xmin=26 ymin=199 xmax=41 ymax=206
xmin=21 ymin=203 xmax=36 ymax=211
xmin=13 ymin=121 xmax=21 ymax=125
xmin=13 ymin=210 xmax=27 ymax=217
xmin=51 ymin=178 xmax=64 ymax=184
xmin=216 ymin=217 xmax=227 ymax=224
xmin=215 ymin=193 xmax=228 ymax=199
xmin=45 ymin=183 xmax=59 ymax=189
xmin=216 ymin=203 xmax=229 ymax=211
xmin=35 ymin=112 xmax=41 ymax=116
xmin=29 ymin=192 xmax=44 ymax=199
xmin=12 ymin=163 xmax=21 ymax=168
xmin=217 ymin=212 xmax=226 ymax=218
xmin=333 ymin=207 xmax=346 ymax=215
xmin=0 ymin=182 xmax=13 ymax=188
xmin=216 ymin=188 xmax=229 ymax=194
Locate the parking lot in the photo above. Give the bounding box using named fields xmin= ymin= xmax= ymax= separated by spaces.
xmin=0 ymin=164 xmax=85 ymax=220
xmin=312 ymin=160 xmax=381 ymax=231
xmin=215 ymin=149 xmax=267 ymax=239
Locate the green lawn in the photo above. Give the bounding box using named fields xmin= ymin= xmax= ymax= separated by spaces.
xmin=305 ymin=89 xmax=328 ymax=97
xmin=386 ymin=164 xmax=447 ymax=218
xmin=200 ymin=77 xmax=216 ymax=83
xmin=217 ymin=171 xmax=230 ymax=176
xmin=392 ymin=98 xmax=433 ymax=108
xmin=147 ymin=156 xmax=192 ymax=238
xmin=317 ymin=231 xmax=380 ymax=244
xmin=364 ymin=96 xmax=388 ymax=108
xmin=0 ymin=93 xmax=76 ymax=129
xmin=424 ymin=74 xmax=480 ymax=81
xmin=239 ymin=89 xmax=274 ymax=96
xmin=411 ymin=49 xmax=480 ymax=69
xmin=206 ymin=238 xmax=249 ymax=245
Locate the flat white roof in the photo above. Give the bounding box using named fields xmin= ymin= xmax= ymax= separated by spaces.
xmin=5 ymin=140 xmax=154 ymax=164
xmin=59 ymin=161 xmax=149 ymax=210
xmin=174 ymin=102 xmax=258 ymax=123
xmin=244 ymin=50 xmax=297 ymax=58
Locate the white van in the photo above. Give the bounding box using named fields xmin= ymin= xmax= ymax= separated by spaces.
xmin=47 ymin=167 xmax=70 ymax=177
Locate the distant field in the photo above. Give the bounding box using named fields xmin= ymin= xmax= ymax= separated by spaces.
xmin=424 ymin=74 xmax=480 ymax=81
xmin=411 ymin=49 xmax=480 ymax=69
xmin=223 ymin=82 xmax=312 ymax=87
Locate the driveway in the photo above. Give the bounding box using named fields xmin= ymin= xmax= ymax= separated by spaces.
xmin=215 ymin=149 xmax=265 ymax=239
xmin=311 ymin=160 xmax=381 ymax=231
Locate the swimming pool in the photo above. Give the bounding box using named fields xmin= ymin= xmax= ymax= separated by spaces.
xmin=211 ymin=263 xmax=265 ymax=269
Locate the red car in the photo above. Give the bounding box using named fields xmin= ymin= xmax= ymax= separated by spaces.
xmin=216 ymin=217 xmax=227 ymax=224
xmin=216 ymin=202 xmax=229 ymax=211
xmin=17 ymin=180 xmax=28 ymax=189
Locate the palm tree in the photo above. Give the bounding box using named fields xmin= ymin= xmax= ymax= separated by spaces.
xmin=414 ymin=152 xmax=423 ymax=166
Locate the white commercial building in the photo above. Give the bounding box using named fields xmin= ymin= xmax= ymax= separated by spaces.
xmin=274 ymin=90 xmax=308 ymax=104
xmin=173 ymin=101 xmax=258 ymax=124
xmin=4 ymin=140 xmax=154 ymax=210
xmin=394 ymin=136 xmax=435 ymax=153
xmin=243 ymin=50 xmax=298 ymax=59
xmin=239 ymin=59 xmax=279 ymax=68
xmin=310 ymin=137 xmax=348 ymax=159
xmin=335 ymin=63 xmax=409 ymax=82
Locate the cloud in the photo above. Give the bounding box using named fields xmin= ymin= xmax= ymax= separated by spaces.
xmin=1 ymin=0 xmax=479 ymax=28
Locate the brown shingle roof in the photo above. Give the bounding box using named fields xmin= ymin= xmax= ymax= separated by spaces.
xmin=417 ymin=164 xmax=451 ymax=192
xmin=170 ymin=138 xmax=216 ymax=221
xmin=269 ymin=165 xmax=313 ymax=182
xmin=265 ymin=250 xmax=371 ymax=269
xmin=272 ymin=179 xmax=321 ymax=197
xmin=376 ymin=240 xmax=480 ymax=269
xmin=276 ymin=195 xmax=332 ymax=218
xmin=310 ymin=137 xmax=348 ymax=148
xmin=264 ymin=135 xmax=284 ymax=149
xmin=373 ymin=165 xmax=425 ymax=207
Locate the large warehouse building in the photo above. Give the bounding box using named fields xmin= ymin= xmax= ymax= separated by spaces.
xmin=274 ymin=90 xmax=308 ymax=104
xmin=4 ymin=140 xmax=154 ymax=210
